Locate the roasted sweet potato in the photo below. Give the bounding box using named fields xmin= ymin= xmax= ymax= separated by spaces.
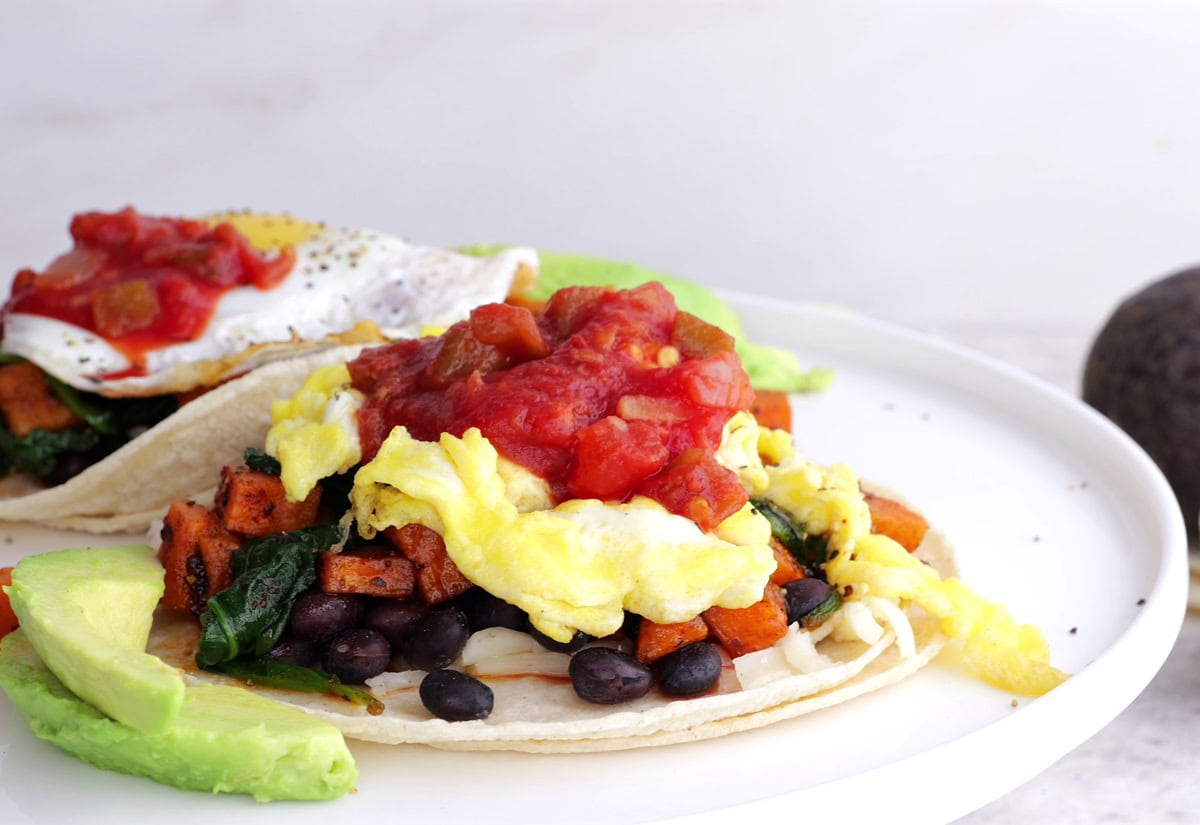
xmin=0 ymin=362 xmax=83 ymax=436
xmin=769 ymin=537 xmax=807 ymax=586
xmin=635 ymin=616 xmax=709 ymax=664
xmin=320 ymin=546 xmax=417 ymax=598
xmin=703 ymin=584 xmax=788 ymax=658
xmin=214 ymin=465 xmax=322 ymax=537
xmin=0 ymin=567 xmax=18 ymax=639
xmin=864 ymin=492 xmax=929 ymax=552
xmin=383 ymin=523 xmax=473 ymax=605
xmin=159 ymin=501 xmax=242 ymax=614
xmin=750 ymin=390 xmax=792 ymax=432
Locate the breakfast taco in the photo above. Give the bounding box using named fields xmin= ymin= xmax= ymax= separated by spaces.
xmin=0 ymin=208 xmax=535 ymax=531
xmin=142 ymin=280 xmax=1066 ymax=752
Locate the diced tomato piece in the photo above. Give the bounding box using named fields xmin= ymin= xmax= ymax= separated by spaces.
xmin=91 ymin=278 xmax=160 ymax=338
xmin=0 ymin=567 xmax=18 ymax=640
xmin=635 ymin=447 xmax=748 ymax=533
xmin=864 ymin=492 xmax=929 ymax=552
xmin=383 ymin=523 xmax=473 ymax=605
xmin=703 ymin=584 xmax=788 ymax=658
xmin=422 ymin=324 xmax=508 ymax=389
xmin=567 ymin=416 xmax=671 ymax=501
xmin=670 ymin=311 xmax=736 ymax=359
xmin=673 ymin=351 xmax=755 ymax=410
xmin=470 ymin=302 xmax=549 ymax=361
xmin=542 ymin=285 xmax=610 ymax=340
xmin=635 ymin=616 xmax=709 ymax=664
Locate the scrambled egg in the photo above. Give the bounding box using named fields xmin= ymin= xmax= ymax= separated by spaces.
xmin=265 ymin=363 xmax=364 ymax=501
xmin=348 ymin=427 xmax=774 ymax=642
xmin=763 ymin=454 xmax=1068 ymax=696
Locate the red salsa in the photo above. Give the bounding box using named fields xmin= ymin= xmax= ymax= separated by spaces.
xmin=4 ymin=208 xmax=295 ymax=371
xmin=348 ymin=282 xmax=756 ymax=531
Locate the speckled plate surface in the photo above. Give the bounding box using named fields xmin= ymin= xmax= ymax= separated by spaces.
xmin=0 ymin=295 xmax=1188 ymax=825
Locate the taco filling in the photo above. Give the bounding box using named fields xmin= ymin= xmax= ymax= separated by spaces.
xmin=145 ymin=281 xmax=1066 ymax=752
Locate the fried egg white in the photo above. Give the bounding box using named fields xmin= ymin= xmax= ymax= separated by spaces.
xmin=2 ymin=214 xmax=537 ymax=397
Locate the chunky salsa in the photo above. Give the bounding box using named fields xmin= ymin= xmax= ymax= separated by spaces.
xmin=348 ymin=282 xmax=755 ymax=530
xmin=5 ymin=208 xmax=294 ymax=369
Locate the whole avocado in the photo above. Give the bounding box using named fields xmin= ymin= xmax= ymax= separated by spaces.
xmin=1083 ymin=267 xmax=1200 ymax=534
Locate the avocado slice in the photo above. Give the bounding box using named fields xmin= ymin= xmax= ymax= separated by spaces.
xmin=0 ymin=630 xmax=357 ymax=801
xmin=5 ymin=544 xmax=185 ymax=733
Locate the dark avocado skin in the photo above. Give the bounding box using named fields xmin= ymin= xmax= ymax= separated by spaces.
xmin=1083 ymin=267 xmax=1200 ymax=535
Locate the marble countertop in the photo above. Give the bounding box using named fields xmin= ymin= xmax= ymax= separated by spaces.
xmin=3 ymin=1 xmax=1199 ymax=821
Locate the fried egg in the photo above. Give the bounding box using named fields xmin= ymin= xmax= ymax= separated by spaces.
xmin=2 ymin=213 xmax=537 ymax=397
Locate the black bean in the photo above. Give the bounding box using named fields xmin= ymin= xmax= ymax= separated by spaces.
xmin=364 ymin=599 xmax=428 ymax=648
xmin=569 ymin=647 xmax=652 ymax=704
xmin=782 ymin=578 xmax=832 ymax=625
xmin=654 ymin=641 xmax=723 ymax=697
xmin=288 ymin=591 xmax=364 ymax=642
xmin=399 ymin=608 xmax=470 ymax=670
xmin=531 ymin=626 xmax=594 ymax=653
xmin=419 ymin=669 xmax=494 ymax=721
xmin=266 ymin=636 xmax=317 ymax=668
xmin=461 ymin=589 xmax=529 ymax=633
xmin=322 ymin=628 xmax=391 ymax=683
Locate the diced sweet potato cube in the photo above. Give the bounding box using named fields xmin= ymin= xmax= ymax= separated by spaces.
xmin=158 ymin=500 xmax=242 ymax=614
xmin=91 ymin=278 xmax=160 ymax=338
xmin=320 ymin=547 xmax=416 ymax=598
xmin=635 ymin=616 xmax=709 ymax=664
xmin=750 ymin=390 xmax=792 ymax=432
xmin=703 ymin=584 xmax=788 ymax=658
xmin=864 ymin=492 xmax=929 ymax=552
xmin=769 ymin=537 xmax=807 ymax=586
xmin=670 ymin=310 xmax=736 ymax=359
xmin=214 ymin=465 xmax=322 ymax=537
xmin=197 ymin=533 xmax=241 ymax=597
xmin=383 ymin=523 xmax=473 ymax=605
xmin=0 ymin=362 xmax=83 ymax=436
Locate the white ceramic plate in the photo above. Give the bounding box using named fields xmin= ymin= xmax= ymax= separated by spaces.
xmin=0 ymin=295 xmax=1188 ymax=825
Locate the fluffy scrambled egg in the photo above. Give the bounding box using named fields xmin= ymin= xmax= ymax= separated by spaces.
xmin=348 ymin=427 xmax=774 ymax=642
xmin=265 ymin=364 xmax=364 ymax=501
xmin=763 ymin=456 xmax=1068 ymax=696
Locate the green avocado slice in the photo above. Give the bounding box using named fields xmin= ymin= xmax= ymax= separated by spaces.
xmin=5 ymin=544 xmax=185 ymax=733
xmin=0 ymin=630 xmax=357 ymax=801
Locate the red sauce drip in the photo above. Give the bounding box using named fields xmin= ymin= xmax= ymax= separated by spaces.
xmin=4 ymin=207 xmax=295 ymax=370
xmin=348 ymin=283 xmax=756 ymax=530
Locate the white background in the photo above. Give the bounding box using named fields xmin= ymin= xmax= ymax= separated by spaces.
xmin=2 ymin=1 xmax=1198 ymax=821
